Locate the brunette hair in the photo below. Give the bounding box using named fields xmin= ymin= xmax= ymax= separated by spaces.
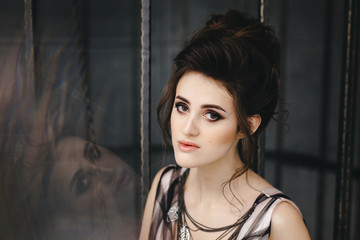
xmin=157 ymin=10 xmax=280 ymax=178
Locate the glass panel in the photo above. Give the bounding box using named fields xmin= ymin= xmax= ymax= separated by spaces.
xmin=1 ymin=0 xmax=358 ymax=239
xmin=264 ymin=0 xmax=345 ymax=239
xmin=0 ymin=0 xmax=141 ymax=239
xmin=149 ymin=1 xmax=353 ymax=240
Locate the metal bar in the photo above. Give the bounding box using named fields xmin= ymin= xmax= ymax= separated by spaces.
xmin=131 ymin=0 xmax=141 ymax=151
xmin=254 ymin=0 xmax=269 ymax=177
xmin=258 ymin=0 xmax=269 ymax=24
xmin=140 ymin=0 xmax=151 ymax=210
xmin=255 ymin=133 xmax=265 ymax=176
xmin=24 ymin=0 xmax=35 ymax=97
xmin=273 ymin=0 xmax=288 ymax=189
xmin=72 ymin=0 xmax=99 ymax=162
xmin=334 ymin=0 xmax=359 ymax=239
xmin=316 ymin=0 xmax=333 ymax=238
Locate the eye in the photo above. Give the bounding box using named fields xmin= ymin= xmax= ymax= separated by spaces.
xmin=204 ymin=111 xmax=223 ymax=121
xmin=175 ymin=102 xmax=189 ymax=113
xmin=75 ymin=174 xmax=91 ymax=195
xmin=70 ymin=169 xmax=92 ymax=196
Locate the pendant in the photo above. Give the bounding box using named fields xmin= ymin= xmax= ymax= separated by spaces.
xmin=167 ymin=205 xmax=179 ymax=222
xmin=180 ymin=225 xmax=190 ymax=240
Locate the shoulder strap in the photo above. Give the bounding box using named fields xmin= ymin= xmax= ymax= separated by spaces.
xmin=237 ymin=188 xmax=302 ymax=240
xmin=149 ymin=165 xmax=184 ymax=240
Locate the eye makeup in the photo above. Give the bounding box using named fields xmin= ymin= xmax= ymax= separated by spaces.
xmin=70 ymin=168 xmax=92 ymax=196
xmin=175 ymin=102 xmax=189 ymax=113
xmin=204 ymin=110 xmax=223 ymax=121
xmin=174 ymin=95 xmax=226 ymax=122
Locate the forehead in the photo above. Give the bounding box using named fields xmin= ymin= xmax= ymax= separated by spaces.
xmin=176 ymin=71 xmax=233 ymax=105
xmin=55 ymin=137 xmax=83 ymax=158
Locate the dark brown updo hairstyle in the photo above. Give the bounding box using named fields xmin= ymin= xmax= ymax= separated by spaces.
xmin=157 ymin=10 xmax=280 ymax=179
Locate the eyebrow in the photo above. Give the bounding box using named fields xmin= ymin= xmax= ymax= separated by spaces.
xmin=175 ymin=95 xmax=227 ymax=113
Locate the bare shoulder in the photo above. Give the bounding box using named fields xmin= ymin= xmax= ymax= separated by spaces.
xmin=246 ymin=169 xmax=274 ymax=190
xmin=269 ymin=201 xmax=311 ymax=240
xmin=139 ymin=166 xmax=168 ymax=240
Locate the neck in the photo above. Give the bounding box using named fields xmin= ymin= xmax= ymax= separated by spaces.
xmin=185 ymin=154 xmax=246 ymax=205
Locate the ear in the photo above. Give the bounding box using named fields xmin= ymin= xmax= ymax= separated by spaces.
xmin=248 ymin=114 xmax=261 ymax=135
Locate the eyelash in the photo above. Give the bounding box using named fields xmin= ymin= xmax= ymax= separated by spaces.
xmin=175 ymin=102 xmax=189 ymax=113
xmin=204 ymin=111 xmax=223 ymax=121
xmin=174 ymin=102 xmax=223 ymax=122
xmin=72 ymin=171 xmax=92 ymax=196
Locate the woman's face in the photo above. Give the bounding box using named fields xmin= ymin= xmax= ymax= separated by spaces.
xmin=170 ymin=71 xmax=242 ymax=169
xmin=45 ymin=136 xmax=139 ymax=239
xmin=48 ymin=137 xmax=137 ymax=215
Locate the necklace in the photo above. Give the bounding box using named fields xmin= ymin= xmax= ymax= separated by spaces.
xmin=176 ymin=170 xmax=257 ymax=240
xmin=181 ymin=203 xmax=252 ymax=240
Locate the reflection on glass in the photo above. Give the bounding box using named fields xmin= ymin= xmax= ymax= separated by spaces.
xmin=0 ymin=37 xmax=140 ymax=240
xmin=45 ymin=137 xmax=139 ymax=239
xmin=2 ymin=135 xmax=140 ymax=240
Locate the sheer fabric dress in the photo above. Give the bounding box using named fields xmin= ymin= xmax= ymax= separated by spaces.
xmin=149 ymin=165 xmax=302 ymax=240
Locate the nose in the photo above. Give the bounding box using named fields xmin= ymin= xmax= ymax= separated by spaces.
xmin=183 ymin=115 xmax=200 ymax=137
xmin=96 ymin=166 xmax=116 ymax=184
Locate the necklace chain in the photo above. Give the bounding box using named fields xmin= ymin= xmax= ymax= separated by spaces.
xmin=177 ymin=170 xmax=257 ymax=240
xmin=183 ymin=203 xmax=249 ymax=233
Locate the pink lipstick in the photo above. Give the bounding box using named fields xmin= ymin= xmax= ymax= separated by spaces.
xmin=178 ymin=140 xmax=200 ymax=152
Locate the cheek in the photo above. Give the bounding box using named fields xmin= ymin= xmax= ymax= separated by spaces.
xmin=170 ymin=110 xmax=175 ymax=134
xmin=207 ymin=124 xmax=239 ymax=147
xmin=170 ymin=109 xmax=181 ymax=134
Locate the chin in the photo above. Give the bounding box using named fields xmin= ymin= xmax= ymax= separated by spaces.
xmin=174 ymin=153 xmax=203 ymax=169
xmin=175 ymin=160 xmax=193 ymax=169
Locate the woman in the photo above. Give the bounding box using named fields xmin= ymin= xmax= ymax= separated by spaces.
xmin=0 ymin=39 xmax=140 ymax=240
xmin=1 ymin=99 xmax=140 ymax=240
xmin=140 ymin=10 xmax=310 ymax=240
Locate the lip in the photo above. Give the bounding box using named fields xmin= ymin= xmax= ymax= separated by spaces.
xmin=178 ymin=140 xmax=200 ymax=152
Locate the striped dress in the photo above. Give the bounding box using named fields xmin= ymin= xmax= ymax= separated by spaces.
xmin=149 ymin=165 xmax=302 ymax=240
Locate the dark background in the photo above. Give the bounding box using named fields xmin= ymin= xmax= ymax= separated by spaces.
xmin=0 ymin=0 xmax=359 ymax=239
